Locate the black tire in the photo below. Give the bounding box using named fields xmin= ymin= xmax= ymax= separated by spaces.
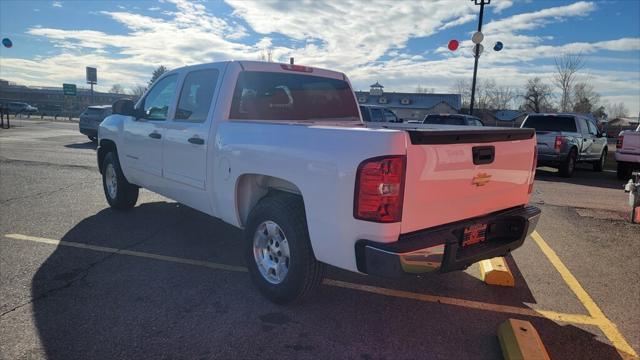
xmin=559 ymin=148 xmax=577 ymax=177
xmin=244 ymin=192 xmax=325 ymax=305
xmin=102 ymin=152 xmax=138 ymax=210
xmin=617 ymin=162 xmax=631 ymax=180
xmin=593 ymin=149 xmax=606 ymax=172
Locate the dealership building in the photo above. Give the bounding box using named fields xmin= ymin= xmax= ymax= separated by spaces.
xmin=355 ymin=82 xmax=462 ymax=121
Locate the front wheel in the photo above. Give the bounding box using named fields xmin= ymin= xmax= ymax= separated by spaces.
xmin=245 ymin=192 xmax=325 ymax=305
xmin=102 ymin=152 xmax=138 ymax=210
xmin=593 ymin=149 xmax=606 ymax=172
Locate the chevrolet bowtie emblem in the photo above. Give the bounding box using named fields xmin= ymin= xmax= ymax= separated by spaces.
xmin=472 ymin=172 xmax=492 ymax=187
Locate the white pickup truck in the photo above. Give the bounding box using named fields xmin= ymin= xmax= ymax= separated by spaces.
xmin=616 ymin=124 xmax=640 ymax=180
xmin=98 ymin=61 xmax=540 ymax=304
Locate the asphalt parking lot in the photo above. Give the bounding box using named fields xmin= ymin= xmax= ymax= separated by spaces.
xmin=1 ymin=119 xmax=638 ymax=360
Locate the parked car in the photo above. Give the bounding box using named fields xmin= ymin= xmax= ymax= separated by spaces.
xmin=7 ymin=102 xmax=38 ymax=115
xmin=616 ymin=124 xmax=640 ymax=180
xmin=422 ymin=114 xmax=484 ymax=126
xmin=79 ymin=105 xmax=112 ymax=141
xmin=521 ymin=113 xmax=608 ymax=177
xmin=359 ymin=105 xmax=401 ymax=123
xmin=98 ymin=61 xmax=540 ymax=304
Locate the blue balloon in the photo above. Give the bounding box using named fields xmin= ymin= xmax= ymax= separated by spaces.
xmin=493 ymin=41 xmax=503 ymax=52
xmin=2 ymin=38 xmax=12 ymax=48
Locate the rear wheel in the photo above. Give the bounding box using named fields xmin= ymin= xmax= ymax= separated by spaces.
xmin=617 ymin=162 xmax=632 ymax=180
xmin=102 ymin=152 xmax=138 ymax=210
xmin=559 ymin=148 xmax=577 ymax=177
xmin=593 ymin=149 xmax=606 ymax=172
xmin=245 ymin=192 xmax=325 ymax=305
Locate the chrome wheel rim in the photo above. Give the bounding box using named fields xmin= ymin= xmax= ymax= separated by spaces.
xmin=253 ymin=221 xmax=290 ymax=284
xmin=601 ymin=153 xmax=606 ymax=168
xmin=105 ymin=163 xmax=118 ymax=199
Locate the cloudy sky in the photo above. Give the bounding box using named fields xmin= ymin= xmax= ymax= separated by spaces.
xmin=1 ymin=0 xmax=639 ymax=113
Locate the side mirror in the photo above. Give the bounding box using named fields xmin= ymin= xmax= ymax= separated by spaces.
xmin=112 ymin=99 xmax=135 ymax=117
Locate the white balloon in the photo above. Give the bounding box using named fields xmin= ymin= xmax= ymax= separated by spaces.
xmin=472 ymin=31 xmax=484 ymax=44
xmin=472 ymin=44 xmax=484 ymax=57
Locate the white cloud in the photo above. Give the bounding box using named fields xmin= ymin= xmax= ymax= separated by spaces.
xmin=0 ymin=0 xmax=638 ymax=114
xmin=492 ymin=0 xmax=514 ymax=14
xmin=52 ymin=1 xmax=62 ymax=8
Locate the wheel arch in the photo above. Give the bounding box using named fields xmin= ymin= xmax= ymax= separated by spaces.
xmin=97 ymin=139 xmax=117 ymax=174
xmin=235 ymin=174 xmax=304 ymax=228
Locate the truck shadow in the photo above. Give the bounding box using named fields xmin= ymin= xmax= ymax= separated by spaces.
xmin=29 ymin=202 xmax=627 ymax=359
xmin=64 ymin=141 xmax=97 ymax=150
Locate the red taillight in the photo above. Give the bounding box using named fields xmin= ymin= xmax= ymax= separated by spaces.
xmin=280 ymin=64 xmax=313 ymax=73
xmin=617 ymin=135 xmax=624 ymax=149
xmin=529 ymin=145 xmax=537 ymax=194
xmin=554 ymin=136 xmax=563 ymax=152
xmin=354 ymin=156 xmax=406 ymax=223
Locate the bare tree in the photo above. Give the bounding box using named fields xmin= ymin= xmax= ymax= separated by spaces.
xmin=259 ymin=48 xmax=274 ymax=62
xmin=452 ymin=79 xmax=471 ymax=109
xmin=415 ymin=85 xmax=434 ymax=93
xmin=488 ymin=85 xmax=517 ymax=110
xmin=554 ymin=53 xmax=584 ymax=112
xmin=129 ymin=85 xmax=147 ymax=100
xmin=476 ymin=79 xmax=496 ymax=110
xmin=109 ymin=84 xmax=125 ymax=94
xmin=606 ymin=102 xmax=629 ymax=119
xmin=572 ymin=82 xmax=600 ymax=114
xmin=522 ymin=77 xmax=554 ymax=113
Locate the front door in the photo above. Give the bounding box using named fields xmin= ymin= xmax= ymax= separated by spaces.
xmin=162 ymin=66 xmax=222 ymax=213
xmin=122 ymin=74 xmax=178 ymax=188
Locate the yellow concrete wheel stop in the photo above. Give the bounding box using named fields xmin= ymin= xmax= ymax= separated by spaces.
xmin=498 ymin=318 xmax=550 ymax=360
xmin=479 ymin=257 xmax=515 ymax=287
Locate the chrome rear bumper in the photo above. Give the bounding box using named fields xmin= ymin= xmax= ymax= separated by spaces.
xmin=355 ymin=206 xmax=541 ymax=277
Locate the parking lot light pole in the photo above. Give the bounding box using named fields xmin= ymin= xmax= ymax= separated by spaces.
xmin=469 ymin=0 xmax=490 ymax=116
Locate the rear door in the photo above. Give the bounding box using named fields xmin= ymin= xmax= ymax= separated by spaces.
xmin=162 ymin=66 xmax=223 ymax=211
xmin=123 ymin=74 xmax=178 ymax=187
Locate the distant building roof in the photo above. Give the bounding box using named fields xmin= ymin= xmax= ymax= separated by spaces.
xmin=355 ymin=91 xmax=461 ymax=111
xmin=370 ymin=81 xmax=383 ymax=88
xmin=608 ymin=117 xmax=639 ymax=127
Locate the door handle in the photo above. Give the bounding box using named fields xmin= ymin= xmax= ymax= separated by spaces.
xmin=148 ymin=132 xmax=161 ymax=139
xmin=188 ymin=136 xmax=204 ymax=145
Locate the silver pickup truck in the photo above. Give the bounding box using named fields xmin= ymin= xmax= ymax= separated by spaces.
xmin=521 ymin=113 xmax=608 ymax=177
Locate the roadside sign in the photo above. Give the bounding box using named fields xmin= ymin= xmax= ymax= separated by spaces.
xmin=63 ymin=83 xmax=77 ymax=96
xmin=86 ymin=67 xmax=97 ymax=84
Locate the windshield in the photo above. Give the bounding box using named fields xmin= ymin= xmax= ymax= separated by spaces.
xmin=229 ymin=71 xmax=359 ymax=121
xmin=84 ymin=108 xmax=106 ymax=115
xmin=423 ymin=115 xmax=466 ymax=125
xmin=523 ymin=115 xmax=577 ymax=132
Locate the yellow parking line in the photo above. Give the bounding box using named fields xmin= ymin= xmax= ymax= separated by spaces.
xmin=531 ymin=231 xmax=638 ymax=358
xmin=3 ymin=233 xmax=248 ymax=273
xmin=4 ymin=232 xmax=598 ymax=327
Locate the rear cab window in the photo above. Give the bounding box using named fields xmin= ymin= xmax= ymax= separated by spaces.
xmin=523 ymin=115 xmax=577 ymax=132
xmin=423 ymin=115 xmax=466 ymax=125
xmin=229 ymin=71 xmax=359 ymax=122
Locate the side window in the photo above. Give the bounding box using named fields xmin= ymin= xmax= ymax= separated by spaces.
xmin=141 ymin=74 xmax=178 ymax=121
xmin=175 ymin=69 xmax=219 ymax=123
xmin=578 ymin=117 xmax=590 ymax=136
xmin=371 ymin=109 xmax=383 ymax=122
xmin=587 ymin=120 xmax=598 ymax=136
xmin=384 ymin=109 xmax=397 ymax=122
xmin=360 ymin=107 xmax=371 ymax=122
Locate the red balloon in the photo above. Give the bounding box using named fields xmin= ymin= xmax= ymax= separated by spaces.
xmin=448 ymin=39 xmax=459 ymax=51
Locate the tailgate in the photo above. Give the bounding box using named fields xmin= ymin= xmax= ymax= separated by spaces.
xmin=401 ymin=128 xmax=536 ymax=233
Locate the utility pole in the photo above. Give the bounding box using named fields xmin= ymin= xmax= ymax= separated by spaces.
xmin=469 ymin=0 xmax=490 ymax=116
